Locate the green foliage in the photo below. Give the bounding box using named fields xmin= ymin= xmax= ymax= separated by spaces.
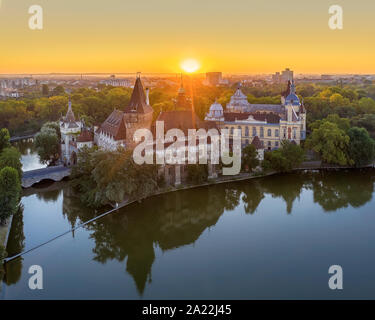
xmin=347 ymin=127 xmax=375 ymax=167
xmin=51 ymin=85 xmax=65 ymax=96
xmin=0 ymin=147 xmax=22 ymax=179
xmin=71 ymin=147 xmax=158 ymax=207
xmin=186 ymin=164 xmax=208 ymax=184
xmin=306 ymin=121 xmax=351 ymax=166
xmin=0 ymin=167 xmax=21 ymax=224
xmin=34 ymin=124 xmax=60 ymax=165
xmin=351 ymin=114 xmax=375 ymax=138
xmin=0 ymin=128 xmax=11 ymax=153
xmin=241 ymin=144 xmax=259 ymax=172
xmin=42 ymin=84 xmax=49 ymax=96
xmin=262 ymin=141 xmax=305 ymax=172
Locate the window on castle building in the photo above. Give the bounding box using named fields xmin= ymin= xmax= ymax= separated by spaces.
xmin=245 ymin=126 xmax=249 ymax=137
xmin=252 ymin=127 xmax=256 ymax=136
xmin=293 ymin=128 xmax=297 ymax=139
xmin=238 ymin=126 xmax=241 ymax=135
xmin=283 ymin=128 xmax=287 ymax=138
xmin=267 ymin=129 xmax=271 ymax=137
xmin=230 ymin=127 xmax=234 ymax=135
xmin=260 ymin=127 xmax=264 ymax=138
xmin=246 ymin=139 xmax=249 ymax=145
xmin=275 ymin=141 xmax=279 ymax=147
xmin=275 ymin=129 xmax=279 ymax=137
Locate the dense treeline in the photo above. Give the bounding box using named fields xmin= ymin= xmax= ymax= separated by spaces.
xmin=0 ymin=128 xmax=22 ymax=263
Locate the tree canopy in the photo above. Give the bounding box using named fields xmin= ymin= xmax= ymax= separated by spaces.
xmin=0 ymin=167 xmax=21 ymax=224
xmin=347 ymin=127 xmax=375 ymax=167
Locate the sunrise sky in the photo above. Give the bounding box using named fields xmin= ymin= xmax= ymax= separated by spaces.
xmin=0 ymin=0 xmax=374 ymax=74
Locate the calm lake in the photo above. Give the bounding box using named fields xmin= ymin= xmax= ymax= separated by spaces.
xmin=1 ymin=166 xmax=375 ymax=299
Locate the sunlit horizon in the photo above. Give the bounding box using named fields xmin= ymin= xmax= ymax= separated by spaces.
xmin=1 ymin=0 xmax=375 ymax=74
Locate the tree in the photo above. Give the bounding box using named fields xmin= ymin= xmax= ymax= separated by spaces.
xmin=347 ymin=127 xmax=375 ymax=167
xmin=261 ymin=141 xmax=305 ymax=173
xmin=72 ymin=148 xmax=158 ymax=207
xmin=0 ymin=147 xmax=22 ymax=179
xmin=42 ymin=84 xmax=49 ymax=96
xmin=51 ymin=85 xmax=65 ymax=96
xmin=34 ymin=126 xmax=60 ymax=165
xmin=186 ymin=164 xmax=208 ymax=184
xmin=329 ymin=93 xmax=350 ymax=107
xmin=0 ymin=167 xmax=21 ymax=225
xmin=0 ymin=128 xmax=11 ymax=153
xmin=241 ymin=144 xmax=259 ymax=172
xmin=306 ymin=121 xmax=351 ymax=166
xmin=358 ymin=97 xmax=375 ymax=114
xmin=262 ymin=150 xmax=290 ymax=172
xmin=280 ymin=140 xmax=305 ymax=168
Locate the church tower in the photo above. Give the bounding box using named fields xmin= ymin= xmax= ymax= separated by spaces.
xmin=174 ymin=74 xmax=192 ymax=110
xmin=123 ymin=73 xmax=153 ymax=149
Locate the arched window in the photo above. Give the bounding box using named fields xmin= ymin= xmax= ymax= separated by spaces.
xmin=252 ymin=127 xmax=257 ymax=136
xmin=260 ymin=127 xmax=264 ymax=138
xmin=267 ymin=129 xmax=272 ymax=137
xmin=275 ymin=129 xmax=279 ymax=137
xmin=230 ymin=127 xmax=234 ymax=135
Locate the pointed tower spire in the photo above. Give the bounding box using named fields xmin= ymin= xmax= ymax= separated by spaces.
xmin=124 ymin=73 xmax=153 ymax=114
xmin=65 ymin=96 xmax=76 ymax=122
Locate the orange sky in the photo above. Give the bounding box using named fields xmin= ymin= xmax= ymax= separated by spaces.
xmin=0 ymin=0 xmax=374 ymax=74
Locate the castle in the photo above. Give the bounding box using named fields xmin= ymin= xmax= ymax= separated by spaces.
xmin=60 ymin=76 xmax=306 ymax=180
xmin=205 ymin=80 xmax=306 ymax=154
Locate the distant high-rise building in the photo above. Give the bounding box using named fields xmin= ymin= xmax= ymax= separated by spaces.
xmin=272 ymin=68 xmax=294 ymax=83
xmin=205 ymin=72 xmax=222 ymax=86
xmin=281 ymin=68 xmax=294 ymax=82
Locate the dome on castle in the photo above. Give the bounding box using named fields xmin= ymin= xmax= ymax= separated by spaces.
xmin=226 ymin=87 xmax=250 ymax=112
xmin=285 ymin=81 xmax=301 ymax=106
xmin=205 ymin=101 xmax=224 ymax=121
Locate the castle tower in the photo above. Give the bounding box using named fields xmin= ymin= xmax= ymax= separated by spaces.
xmin=123 ymin=73 xmax=153 ymax=149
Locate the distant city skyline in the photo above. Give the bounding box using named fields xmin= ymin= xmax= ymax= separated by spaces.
xmin=1 ymin=0 xmax=375 ymax=74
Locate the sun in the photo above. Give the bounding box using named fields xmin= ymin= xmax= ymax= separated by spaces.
xmin=181 ymin=59 xmax=200 ymax=73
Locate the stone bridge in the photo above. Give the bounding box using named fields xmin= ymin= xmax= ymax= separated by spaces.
xmin=22 ymin=166 xmax=71 ymax=188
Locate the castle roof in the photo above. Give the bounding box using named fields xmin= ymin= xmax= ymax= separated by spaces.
xmin=77 ymin=128 xmax=94 ymax=143
xmin=62 ymin=99 xmax=77 ymax=124
xmin=156 ymin=110 xmax=216 ymax=135
xmin=124 ymin=76 xmax=153 ymax=114
xmin=251 ymin=136 xmax=263 ymax=149
xmin=98 ymin=109 xmax=127 ymax=141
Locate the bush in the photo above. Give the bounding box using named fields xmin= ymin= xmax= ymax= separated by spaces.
xmin=0 ymin=167 xmax=21 ymax=224
xmin=186 ymin=164 xmax=208 ymax=184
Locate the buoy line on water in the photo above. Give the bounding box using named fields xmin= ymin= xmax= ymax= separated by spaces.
xmin=3 ymin=201 xmax=134 ymax=263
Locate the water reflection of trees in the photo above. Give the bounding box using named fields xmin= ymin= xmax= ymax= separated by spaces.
xmin=311 ymin=170 xmax=375 ymax=212
xmin=4 ymin=207 xmax=25 ymax=286
xmin=61 ymin=170 xmax=375 ymax=294
xmin=12 ymin=139 xmax=35 ymax=156
xmin=5 ymin=169 xmax=375 ymax=290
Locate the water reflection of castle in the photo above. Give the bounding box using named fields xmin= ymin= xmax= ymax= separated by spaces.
xmin=4 ymin=170 xmax=375 ymax=293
